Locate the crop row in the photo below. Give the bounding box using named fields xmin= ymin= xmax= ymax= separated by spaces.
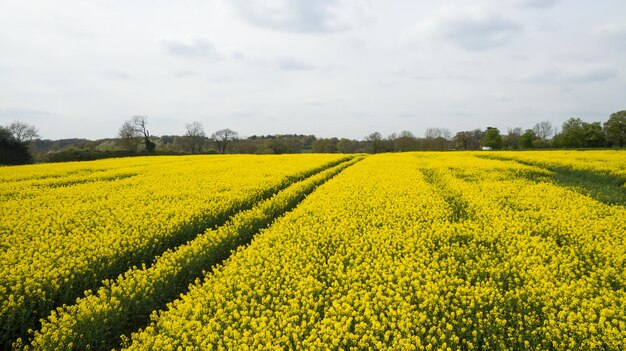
xmin=480 ymin=151 xmax=626 ymax=206
xmin=487 ymin=150 xmax=626 ymax=179
xmin=0 ymin=154 xmax=349 ymax=348
xmin=122 ymin=153 xmax=626 ymax=351
xmin=18 ymin=156 xmax=362 ymax=350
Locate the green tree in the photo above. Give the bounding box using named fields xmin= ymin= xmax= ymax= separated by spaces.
xmin=560 ymin=118 xmax=585 ymax=148
xmin=520 ymin=129 xmax=536 ymax=148
xmin=337 ymin=138 xmax=357 ymax=153
xmin=117 ymin=120 xmax=142 ymax=152
xmin=1 ymin=122 xmax=38 ymax=164
xmin=559 ymin=118 xmax=607 ymax=148
xmin=1 ymin=124 xmax=34 ymax=165
xmin=604 ymin=110 xmax=626 ymax=148
xmin=582 ymin=122 xmax=606 ymax=148
xmin=312 ymin=138 xmax=338 ymax=153
xmin=481 ymin=127 xmax=503 ymax=149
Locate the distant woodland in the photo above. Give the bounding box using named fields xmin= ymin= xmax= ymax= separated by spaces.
xmin=1 ymin=110 xmax=625 ymax=165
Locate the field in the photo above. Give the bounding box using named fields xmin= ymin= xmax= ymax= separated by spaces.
xmin=1 ymin=151 xmax=625 ymax=350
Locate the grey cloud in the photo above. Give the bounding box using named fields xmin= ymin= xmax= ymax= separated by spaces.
xmin=0 ymin=108 xmax=56 ymax=121
xmin=229 ymin=0 xmax=364 ymax=33
xmin=228 ymin=112 xmax=258 ymax=120
xmin=172 ymin=70 xmax=198 ymax=78
xmin=276 ymin=58 xmax=315 ymax=71
xmin=304 ymin=98 xmax=323 ymax=106
xmin=229 ymin=49 xmax=246 ymax=60
xmin=523 ymin=66 xmax=619 ymax=84
xmin=439 ymin=14 xmax=522 ymax=51
xmin=490 ymin=92 xmax=509 ymax=101
xmin=594 ymin=22 xmax=626 ymax=45
xmin=105 ymin=70 xmax=131 ymax=80
xmin=51 ymin=15 xmax=95 ymax=39
xmin=564 ymin=68 xmax=619 ymax=83
xmin=209 ymin=75 xmax=242 ymax=83
xmin=510 ymin=0 xmax=559 ymax=8
xmin=160 ymin=37 xmax=218 ymax=58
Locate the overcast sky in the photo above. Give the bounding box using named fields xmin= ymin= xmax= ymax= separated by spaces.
xmin=1 ymin=0 xmax=625 ymax=140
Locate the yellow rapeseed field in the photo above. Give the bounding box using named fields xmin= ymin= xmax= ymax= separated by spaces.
xmin=0 ymin=154 xmax=349 ymax=348
xmin=488 ymin=150 xmax=626 ymax=179
xmin=2 ymin=151 xmax=625 ymax=350
xmin=122 ymin=152 xmax=626 ymax=351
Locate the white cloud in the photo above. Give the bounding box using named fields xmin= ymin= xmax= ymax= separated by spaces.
xmin=490 ymin=92 xmax=508 ymax=101
xmin=172 ymin=70 xmax=198 ymax=78
xmin=228 ymin=0 xmax=370 ymax=33
xmin=507 ymin=0 xmax=559 ymax=8
xmin=416 ymin=8 xmax=522 ymax=51
xmin=594 ymin=20 xmax=626 ymax=44
xmin=159 ymin=37 xmax=219 ymax=58
xmin=522 ymin=64 xmax=619 ymax=84
xmin=2 ymin=1 xmax=625 ymax=140
xmin=105 ymin=70 xmax=132 ymax=80
xmin=304 ymin=98 xmax=323 ymax=106
xmin=276 ymin=57 xmax=315 ymax=71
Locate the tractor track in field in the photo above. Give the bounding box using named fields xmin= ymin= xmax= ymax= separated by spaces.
xmin=419 ymin=168 xmax=474 ymax=223
xmin=4 ymin=156 xmax=353 ymax=351
xmin=20 ymin=156 xmax=365 ymax=351
xmin=476 ymin=154 xmax=626 ymax=206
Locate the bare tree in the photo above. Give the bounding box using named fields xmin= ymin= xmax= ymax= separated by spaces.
xmin=365 ymin=132 xmax=384 ymax=153
xmin=424 ymin=127 xmax=451 ymax=140
xmin=132 ymin=116 xmax=148 ymax=137
xmin=424 ymin=127 xmax=451 ymax=151
xmin=212 ymin=129 xmax=238 ymax=154
xmin=506 ymin=127 xmax=523 ymax=149
xmin=395 ymin=130 xmax=418 ymax=152
xmin=533 ymin=121 xmax=554 ymax=141
xmin=8 ymin=121 xmax=39 ymax=142
xmin=1 ymin=122 xmax=37 ymax=164
xmin=117 ymin=121 xmax=142 ymax=152
xmin=453 ymin=129 xmax=483 ymax=150
xmin=184 ymin=121 xmax=206 ymax=153
xmin=132 ymin=115 xmax=156 ymax=153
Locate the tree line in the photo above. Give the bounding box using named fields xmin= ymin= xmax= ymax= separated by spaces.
xmin=1 ymin=110 xmax=624 ymax=165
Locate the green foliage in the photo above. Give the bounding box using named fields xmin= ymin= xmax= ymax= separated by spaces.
xmin=520 ymin=129 xmax=536 ymax=149
xmin=0 ymin=126 xmax=33 ymax=165
xmin=312 ymin=138 xmax=339 ymax=153
xmin=144 ymin=137 xmax=156 ymax=153
xmin=557 ymin=118 xmax=607 ymax=148
xmin=481 ymin=128 xmax=503 ymax=149
xmin=583 ymin=122 xmax=605 ymax=147
xmin=604 ymin=110 xmax=626 ymax=148
xmin=559 ymin=118 xmax=586 ymax=148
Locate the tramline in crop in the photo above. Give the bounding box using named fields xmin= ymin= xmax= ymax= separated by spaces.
xmin=2 ymin=151 xmax=625 ymax=351
xmin=123 ymin=152 xmax=626 ymax=351
xmin=0 ymin=154 xmax=348 ymax=349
